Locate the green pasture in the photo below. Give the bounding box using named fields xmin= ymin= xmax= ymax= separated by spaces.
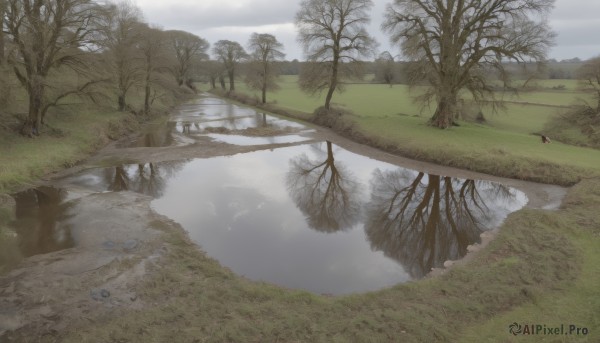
xmin=231 ymin=75 xmax=600 ymax=183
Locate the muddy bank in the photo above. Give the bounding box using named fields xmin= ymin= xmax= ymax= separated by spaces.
xmin=212 ymin=90 xmax=585 ymax=187
xmin=0 ymin=190 xmax=172 ymax=338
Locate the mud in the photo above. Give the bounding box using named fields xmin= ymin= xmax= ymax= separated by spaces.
xmin=0 ymin=191 xmax=168 ymax=338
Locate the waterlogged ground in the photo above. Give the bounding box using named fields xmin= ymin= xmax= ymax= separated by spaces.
xmin=0 ymin=93 xmax=567 ymax=337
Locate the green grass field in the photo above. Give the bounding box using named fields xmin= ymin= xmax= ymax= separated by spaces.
xmin=228 ymin=76 xmax=600 ymax=185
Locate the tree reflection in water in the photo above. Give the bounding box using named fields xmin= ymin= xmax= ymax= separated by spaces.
xmin=135 ymin=122 xmax=176 ymax=148
xmin=11 ymin=186 xmax=75 ymax=257
xmin=286 ymin=141 xmax=362 ymax=233
xmin=103 ymin=163 xmax=170 ymax=198
xmin=365 ymin=169 xmax=515 ymax=278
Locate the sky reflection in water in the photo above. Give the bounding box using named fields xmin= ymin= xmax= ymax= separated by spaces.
xmin=147 ymin=142 xmax=527 ymax=294
xmin=8 ymin=138 xmax=528 ymax=295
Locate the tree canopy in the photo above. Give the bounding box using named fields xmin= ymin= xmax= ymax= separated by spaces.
xmin=577 ymin=56 xmax=600 ymax=113
xmin=245 ymin=33 xmax=285 ymax=104
xmin=212 ymin=40 xmax=248 ymax=92
xmin=383 ymin=0 xmax=556 ymax=128
xmin=296 ymin=0 xmax=376 ymax=110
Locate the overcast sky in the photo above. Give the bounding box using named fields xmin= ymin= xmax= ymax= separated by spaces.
xmin=134 ymin=0 xmax=600 ymax=61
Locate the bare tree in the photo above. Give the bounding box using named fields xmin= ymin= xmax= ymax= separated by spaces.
xmin=137 ymin=24 xmax=169 ymax=114
xmin=99 ymin=0 xmax=144 ymax=111
xmin=245 ymin=33 xmax=285 ymax=103
xmin=166 ymin=30 xmax=209 ymax=89
xmin=577 ymin=56 xmax=600 ymax=114
xmin=212 ymin=40 xmax=248 ymax=92
xmin=5 ymin=0 xmax=105 ymax=135
xmin=374 ymin=51 xmax=397 ymax=87
xmin=382 ymin=0 xmax=555 ymax=128
xmin=202 ymin=60 xmax=225 ymax=89
xmin=295 ymin=0 xmax=376 ymax=110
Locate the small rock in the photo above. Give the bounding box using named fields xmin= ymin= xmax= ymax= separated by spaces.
xmin=122 ymin=239 xmax=139 ymax=251
xmin=467 ymin=244 xmax=478 ymax=252
xmin=102 ymin=241 xmax=116 ymax=250
xmin=90 ymin=288 xmax=111 ymax=301
xmin=443 ymin=260 xmax=454 ymax=268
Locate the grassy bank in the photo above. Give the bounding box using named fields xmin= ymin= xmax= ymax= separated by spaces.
xmin=213 ymin=78 xmax=600 ymax=186
xmin=0 ymin=105 xmax=138 ymax=194
xmin=60 ymin=178 xmax=600 ymax=342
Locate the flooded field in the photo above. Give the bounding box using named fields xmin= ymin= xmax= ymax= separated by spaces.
xmin=4 ymin=94 xmax=539 ymax=295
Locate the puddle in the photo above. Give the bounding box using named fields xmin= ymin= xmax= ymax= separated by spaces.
xmin=7 ymin=91 xmax=533 ymax=295
xmin=57 ymin=162 xmax=184 ymax=198
xmin=16 ymin=142 xmax=527 ymax=294
xmin=204 ymin=133 xmax=314 ymax=146
xmin=8 ymin=187 xmax=75 ymax=258
xmin=123 ymin=141 xmax=522 ymax=295
xmin=124 ymin=97 xmax=309 ymax=148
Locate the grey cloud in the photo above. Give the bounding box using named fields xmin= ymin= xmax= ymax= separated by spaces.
xmin=142 ymin=1 xmax=297 ymax=31
xmin=138 ymin=0 xmax=600 ymax=60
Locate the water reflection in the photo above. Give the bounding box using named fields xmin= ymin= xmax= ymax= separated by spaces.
xmin=11 ymin=187 xmax=74 ymax=257
xmin=286 ymin=141 xmax=362 ymax=233
xmin=8 ymin=139 xmax=529 ymax=294
xmin=365 ymin=169 xmax=519 ymax=278
xmin=128 ymin=122 xmax=176 ymax=148
xmin=62 ymin=162 xmax=181 ymax=198
xmin=103 ymin=163 xmax=166 ymax=197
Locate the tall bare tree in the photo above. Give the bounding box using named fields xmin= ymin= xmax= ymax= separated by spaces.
xmin=213 ymin=40 xmax=248 ymax=92
xmin=5 ymin=0 xmax=104 ymax=135
xmin=246 ymin=33 xmax=285 ymax=104
xmin=166 ymin=30 xmax=209 ymax=89
xmin=382 ymin=0 xmax=555 ymax=128
xmin=137 ymin=24 xmax=169 ymax=114
xmin=99 ymin=0 xmax=143 ymax=111
xmin=296 ymin=0 xmax=376 ymax=110
xmin=577 ymin=56 xmax=600 ymax=114
xmin=245 ymin=33 xmax=285 ymax=104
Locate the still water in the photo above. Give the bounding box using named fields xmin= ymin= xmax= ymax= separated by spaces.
xmin=7 ymin=95 xmax=529 ymax=295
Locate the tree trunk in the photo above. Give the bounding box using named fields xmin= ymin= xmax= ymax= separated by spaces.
xmin=118 ymin=94 xmax=126 ymax=111
xmin=324 ymin=57 xmax=339 ymax=110
xmin=324 ymin=74 xmax=337 ymax=110
xmin=22 ymin=85 xmax=44 ymax=136
xmin=144 ymin=81 xmax=151 ymax=115
xmin=210 ymin=76 xmax=216 ymax=89
xmin=261 ymin=61 xmax=267 ymax=103
xmin=228 ymin=70 xmax=235 ymax=91
xmin=219 ymin=75 xmax=226 ymax=90
xmin=430 ymin=94 xmax=457 ymax=129
xmin=0 ymin=1 xmax=4 ymax=64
